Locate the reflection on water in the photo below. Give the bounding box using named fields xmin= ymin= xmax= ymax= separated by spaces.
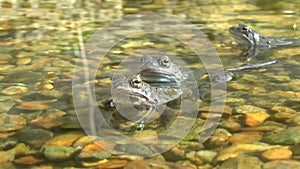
xmin=0 ymin=0 xmax=300 ymax=168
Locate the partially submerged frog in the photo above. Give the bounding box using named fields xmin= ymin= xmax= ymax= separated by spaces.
xmin=229 ymin=24 xmax=293 ymax=48
xmin=229 ymin=24 xmax=293 ymax=57
xmin=102 ymin=74 xmax=182 ymax=131
xmin=140 ymin=55 xmax=188 ymax=85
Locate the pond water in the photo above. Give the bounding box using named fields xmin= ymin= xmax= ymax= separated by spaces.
xmin=0 ymin=0 xmax=300 ymax=168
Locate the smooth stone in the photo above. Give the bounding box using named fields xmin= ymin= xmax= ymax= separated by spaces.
xmin=8 ymin=143 xmax=30 ymax=157
xmin=235 ymin=105 xmax=269 ymax=126
xmin=178 ymin=141 xmax=204 ymax=152
xmin=0 ymin=114 xmax=26 ymax=132
xmin=31 ymin=109 xmax=66 ymax=129
xmin=77 ymin=151 xmax=111 ymax=162
xmin=291 ymin=143 xmax=300 ymax=155
xmin=133 ymin=130 xmax=158 ymax=144
xmin=199 ymin=105 xmax=232 ymax=116
xmin=0 ymin=162 xmax=16 ymax=169
xmin=225 ymin=98 xmax=247 ymax=106
xmin=73 ymin=136 xmax=94 ymax=147
xmin=261 ymin=146 xmax=292 ymax=160
xmin=114 ymin=143 xmax=153 ymax=156
xmin=16 ymin=129 xmax=53 ymax=148
xmin=81 ymin=141 xmax=115 ymax=153
xmin=262 ymin=127 xmax=300 ymax=145
xmin=263 ymin=160 xmax=300 ymax=169
xmin=0 ymin=96 xmax=15 ymax=114
xmin=227 ymin=82 xmax=251 ymax=91
xmin=16 ymin=99 xmax=57 ymax=110
xmin=91 ymin=159 xmax=128 ymax=169
xmin=15 ymin=52 xmax=35 ymax=58
xmin=0 ymin=65 xmax=15 ymax=72
xmin=196 ymin=150 xmax=218 ymax=163
xmin=13 ymin=155 xmax=44 ymax=165
xmin=219 ymin=155 xmax=263 ymax=169
xmin=45 ymin=132 xmax=83 ymax=146
xmin=124 ymin=160 xmax=151 ymax=169
xmin=162 ymin=147 xmax=185 ymax=162
xmin=0 ymin=138 xmax=18 ymax=150
xmin=2 ymin=72 xmax=42 ymax=83
xmin=185 ymin=151 xmax=203 ymax=165
xmin=216 ymin=143 xmax=280 ymax=162
xmin=228 ymin=132 xmax=263 ymax=144
xmin=204 ymin=128 xmax=231 ymax=148
xmin=222 ymin=121 xmax=242 ymax=131
xmin=58 ymin=115 xmax=82 ymax=129
xmin=1 ymin=86 xmax=28 ymax=95
xmin=16 ymin=58 xmax=32 ymax=65
xmin=0 ymin=151 xmax=14 ymax=163
xmin=286 ymin=114 xmax=300 ymax=125
xmin=42 ymin=145 xmax=80 ymax=162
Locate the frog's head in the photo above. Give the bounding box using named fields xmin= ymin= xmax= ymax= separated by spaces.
xmin=111 ymin=74 xmax=158 ymax=107
xmin=140 ymin=55 xmax=186 ymax=84
xmin=229 ymin=24 xmax=260 ymax=46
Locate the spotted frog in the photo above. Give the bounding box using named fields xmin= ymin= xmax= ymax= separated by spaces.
xmin=140 ymin=55 xmax=188 ymax=85
xmin=102 ymin=74 xmax=182 ymax=131
xmin=229 ymin=24 xmax=293 ymax=57
xmin=229 ymin=24 xmax=293 ymax=47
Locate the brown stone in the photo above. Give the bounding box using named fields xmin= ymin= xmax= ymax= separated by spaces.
xmin=261 ymin=147 xmax=292 ymax=160
xmin=229 ymin=132 xmax=263 ymax=144
xmin=13 ymin=155 xmax=44 ymax=165
xmin=45 ymin=133 xmax=83 ymax=146
xmin=31 ymin=109 xmax=66 ymax=129
xmin=124 ymin=160 xmax=151 ymax=169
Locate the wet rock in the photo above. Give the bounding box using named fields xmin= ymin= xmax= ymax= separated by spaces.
xmin=45 ymin=132 xmax=83 ymax=146
xmin=58 ymin=115 xmax=82 ymax=129
xmin=115 ymin=143 xmax=153 ymax=156
xmin=286 ymin=114 xmax=300 ymax=125
xmin=222 ymin=121 xmax=242 ymax=131
xmin=132 ymin=130 xmax=158 ymax=144
xmin=124 ymin=160 xmax=151 ymax=169
xmin=13 ymin=155 xmax=44 ymax=165
xmin=175 ymin=160 xmax=198 ymax=169
xmin=219 ymin=155 xmax=263 ymax=169
xmin=204 ymin=128 xmax=231 ymax=148
xmin=1 ymin=86 xmax=28 ymax=95
xmin=42 ymin=145 xmax=80 ymax=162
xmin=77 ymin=150 xmax=111 ymax=162
xmin=162 ymin=147 xmax=185 ymax=162
xmin=90 ymin=159 xmax=128 ymax=168
xmin=16 ymin=52 xmax=35 ymax=58
xmin=16 ymin=129 xmax=53 ymax=148
xmin=262 ymin=127 xmax=300 ymax=145
xmin=225 ymin=98 xmax=247 ymax=106
xmin=178 ymin=141 xmax=204 ymax=152
xmin=196 ymin=150 xmax=217 ymax=163
xmin=228 ymin=82 xmax=251 ymax=91
xmin=261 ymin=146 xmax=292 ymax=160
xmin=0 ymin=138 xmax=18 ymax=150
xmin=0 ymin=96 xmax=15 ymax=113
xmin=8 ymin=143 xmax=30 ymax=157
xmin=216 ymin=143 xmax=280 ymax=162
xmin=73 ymin=136 xmax=94 ymax=147
xmin=263 ymin=160 xmax=300 ymax=169
xmin=291 ymin=142 xmax=300 ymax=155
xmin=0 ymin=162 xmax=16 ymax=169
xmin=31 ymin=109 xmax=66 ymax=129
xmin=235 ymin=105 xmax=269 ymax=126
xmin=16 ymin=58 xmax=32 ymax=65
xmin=2 ymin=72 xmax=42 ymax=83
xmin=0 ymin=114 xmax=26 ymax=132
xmin=228 ymin=132 xmax=263 ymax=144
xmin=185 ymin=151 xmax=203 ymax=165
xmin=0 ymin=151 xmax=14 ymax=163
xmin=16 ymin=99 xmax=57 ymax=110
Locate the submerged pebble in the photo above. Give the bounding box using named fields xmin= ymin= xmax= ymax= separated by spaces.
xmin=1 ymin=86 xmax=28 ymax=95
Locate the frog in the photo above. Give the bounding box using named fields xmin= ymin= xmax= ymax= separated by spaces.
xmin=229 ymin=24 xmax=293 ymax=48
xmin=140 ymin=55 xmax=188 ymax=85
xmin=99 ymin=73 xmax=182 ymax=131
xmin=229 ymin=24 xmax=293 ymax=57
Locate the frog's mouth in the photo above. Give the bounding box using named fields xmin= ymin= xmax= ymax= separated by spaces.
xmin=140 ymin=68 xmax=177 ymax=83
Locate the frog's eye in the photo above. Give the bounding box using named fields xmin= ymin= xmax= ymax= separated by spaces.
xmin=130 ymin=78 xmax=142 ymax=88
xmin=240 ymin=26 xmax=248 ymax=33
xmin=159 ymin=56 xmax=171 ymax=67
